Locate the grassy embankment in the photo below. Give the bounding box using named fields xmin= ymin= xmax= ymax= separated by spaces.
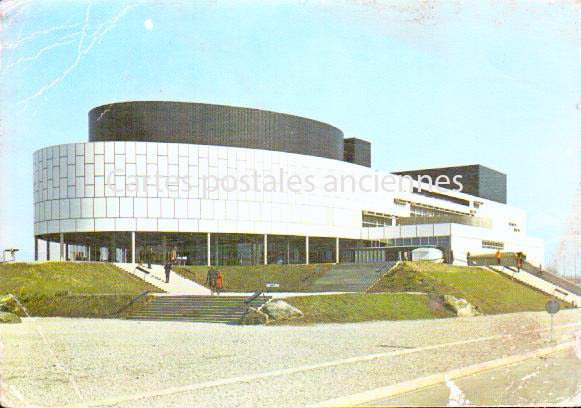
xmin=276 ymin=292 xmax=452 ymax=325
xmin=368 ymin=262 xmax=567 ymax=314
xmin=174 ymin=264 xmax=333 ymax=292
xmin=0 ymin=262 xmax=161 ymax=317
xmin=1 ymin=261 xmax=565 ymax=322
xmin=277 ymin=262 xmax=569 ymax=324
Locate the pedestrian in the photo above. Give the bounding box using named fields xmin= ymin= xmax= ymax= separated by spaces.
xmin=496 ymin=249 xmax=501 ymax=265
xmin=164 ymin=261 xmax=172 ymax=283
xmin=466 ymin=251 xmax=471 ymax=266
xmin=449 ymin=250 xmax=454 ymax=264
xmin=147 ymin=247 xmax=153 ymax=269
xmin=171 ymin=246 xmax=177 ymax=263
xmin=216 ymin=270 xmax=223 ymax=295
xmin=206 ymin=267 xmax=216 ymax=294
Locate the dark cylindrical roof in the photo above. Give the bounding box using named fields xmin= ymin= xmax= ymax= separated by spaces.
xmin=89 ymin=101 xmax=344 ymax=161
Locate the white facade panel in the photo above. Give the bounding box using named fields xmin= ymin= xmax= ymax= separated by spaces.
xmin=434 ymin=224 xmax=452 ymax=236
xmin=158 ymin=218 xmax=178 ymax=231
xmin=60 ymin=219 xmax=75 ymax=232
xmin=134 ymin=198 xmax=147 ymax=218
xmin=116 ymin=218 xmax=136 ymax=231
xmin=175 ymin=199 xmax=188 ymax=219
xmin=81 ymin=198 xmax=94 ymax=218
xmin=95 ymin=218 xmax=115 ymax=231
xmin=94 ymin=197 xmax=106 ymax=218
xmin=69 ymin=198 xmax=81 ymax=218
xmin=76 ymin=219 xmax=95 ymax=232
xmin=137 ymin=218 xmax=157 ymax=231
xmin=120 ymin=197 xmax=134 ymax=218
xmin=106 ymin=197 xmax=119 ymax=218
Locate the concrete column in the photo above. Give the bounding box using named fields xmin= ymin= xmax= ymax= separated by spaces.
xmin=336 ymin=237 xmax=340 ymax=264
xmin=109 ymin=236 xmax=116 ymax=263
xmin=34 ymin=238 xmax=38 ymax=261
xmin=305 ymin=236 xmax=310 ymax=265
xmin=131 ymin=232 xmax=136 ymax=264
xmin=87 ymin=245 xmax=91 ymax=262
xmin=391 ymin=216 xmax=397 ymax=226
xmin=65 ymin=244 xmax=69 ymax=261
xmin=161 ymin=235 xmax=167 ymax=264
xmin=207 ymin=232 xmax=211 ymax=266
xmin=264 ymin=234 xmax=268 ymax=265
xmin=46 ymin=240 xmax=50 ymax=261
xmin=59 ymin=233 xmax=64 ymax=261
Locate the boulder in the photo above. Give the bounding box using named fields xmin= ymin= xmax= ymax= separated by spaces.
xmin=0 ymin=312 xmax=21 ymax=324
xmin=444 ymin=295 xmax=482 ymax=318
xmin=260 ymin=300 xmax=303 ymax=321
xmin=241 ymin=307 xmax=269 ymax=325
xmin=0 ymin=294 xmax=22 ymax=314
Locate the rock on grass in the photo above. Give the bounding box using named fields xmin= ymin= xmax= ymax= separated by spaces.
xmin=444 ymin=295 xmax=482 ymax=317
xmin=261 ymin=300 xmax=304 ymax=321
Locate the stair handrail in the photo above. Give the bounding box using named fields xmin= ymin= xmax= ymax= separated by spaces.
xmin=244 ymin=291 xmax=264 ymax=305
xmin=114 ymin=290 xmax=150 ymax=315
xmin=521 ymin=261 xmax=581 ymax=295
xmin=489 ymin=265 xmax=580 ymax=303
xmin=365 ymin=261 xmax=399 ymax=293
xmin=375 ymin=263 xmax=390 ymax=274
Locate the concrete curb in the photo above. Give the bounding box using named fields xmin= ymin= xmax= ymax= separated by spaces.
xmin=314 ymin=340 xmax=575 ymax=407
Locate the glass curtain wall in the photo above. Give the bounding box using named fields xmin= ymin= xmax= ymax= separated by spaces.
xmin=267 ymin=235 xmax=306 ymax=264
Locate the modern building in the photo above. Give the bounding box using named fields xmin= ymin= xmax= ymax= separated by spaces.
xmin=33 ymin=101 xmax=544 ymax=266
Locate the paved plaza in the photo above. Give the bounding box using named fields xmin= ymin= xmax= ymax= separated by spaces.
xmin=1 ymin=310 xmax=580 ymax=407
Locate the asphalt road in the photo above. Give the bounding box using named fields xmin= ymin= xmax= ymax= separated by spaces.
xmin=368 ymin=348 xmax=581 ymax=406
xmin=1 ymin=309 xmax=580 ymax=407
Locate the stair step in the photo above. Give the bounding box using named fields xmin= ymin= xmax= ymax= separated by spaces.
xmin=129 ymin=314 xmax=245 ymax=318
xmin=126 ymin=295 xmax=271 ymax=324
xmin=127 ymin=318 xmax=240 ymax=323
xmin=309 ymin=262 xmax=397 ymax=292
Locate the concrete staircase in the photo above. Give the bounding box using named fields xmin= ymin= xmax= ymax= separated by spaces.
xmin=126 ymin=295 xmax=271 ymax=324
xmin=308 ymin=262 xmax=398 ymax=292
xmin=114 ymin=263 xmax=211 ymax=295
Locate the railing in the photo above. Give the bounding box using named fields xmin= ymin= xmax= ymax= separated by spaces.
xmin=366 ymin=261 xmax=399 ymax=293
xmin=374 ymin=263 xmax=391 ymax=275
xmin=244 ymin=291 xmax=265 ymax=306
xmin=521 ymin=261 xmax=581 ymax=296
xmin=115 ymin=290 xmax=150 ymax=315
xmin=135 ymin=265 xmax=151 ymax=276
xmin=475 ymin=255 xmax=581 ymax=297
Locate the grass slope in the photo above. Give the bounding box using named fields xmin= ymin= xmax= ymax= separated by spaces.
xmin=0 ymin=262 xmax=161 ymax=295
xmin=174 ymin=264 xmax=333 ymax=292
xmin=278 ymin=293 xmax=453 ymax=325
xmin=369 ymin=262 xmax=567 ymax=314
xmin=0 ymin=262 xmax=160 ymax=317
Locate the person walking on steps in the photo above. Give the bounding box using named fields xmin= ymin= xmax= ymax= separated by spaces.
xmin=216 ymin=270 xmax=223 ymax=295
xmin=164 ymin=261 xmax=172 ymax=283
xmin=496 ymin=249 xmax=501 ymax=265
xmin=206 ymin=267 xmax=217 ymax=294
xmin=147 ymin=247 xmax=153 ymax=269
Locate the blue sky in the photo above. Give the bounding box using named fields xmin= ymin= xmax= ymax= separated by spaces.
xmin=0 ymin=0 xmax=578 ymax=265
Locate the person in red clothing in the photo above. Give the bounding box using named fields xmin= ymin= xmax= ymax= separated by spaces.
xmin=495 ymin=249 xmax=501 ymax=265
xmin=215 ymin=271 xmax=223 ymax=295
